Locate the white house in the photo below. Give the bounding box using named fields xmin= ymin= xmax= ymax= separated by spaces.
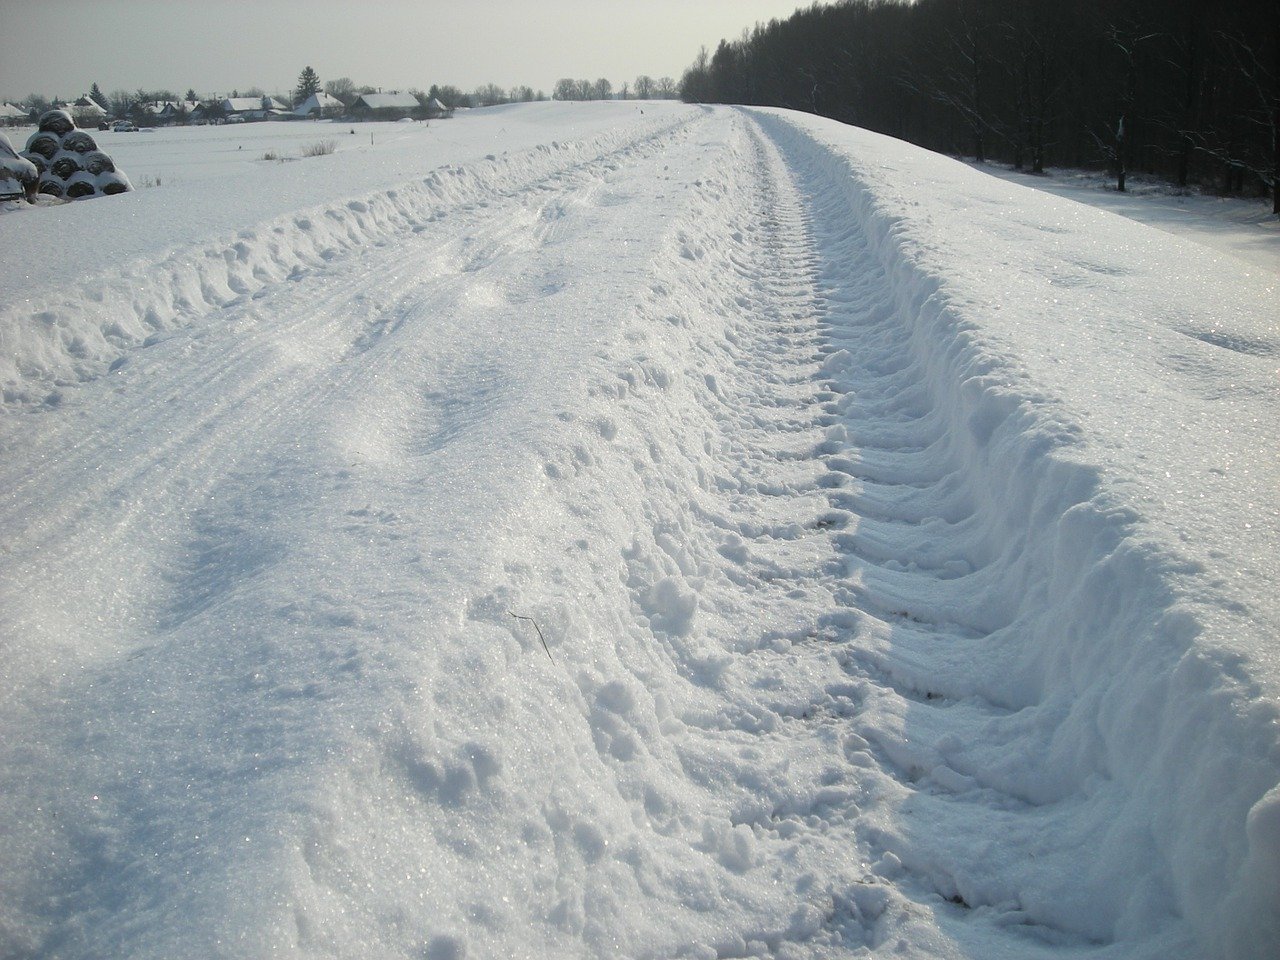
xmin=293 ymin=92 xmax=345 ymax=119
xmin=0 ymin=102 xmax=28 ymax=126
xmin=141 ymin=101 xmax=200 ymax=124
xmin=220 ymin=96 xmax=291 ymax=121
xmin=351 ymin=92 xmax=420 ymax=119
xmin=70 ymin=95 xmax=107 ymax=124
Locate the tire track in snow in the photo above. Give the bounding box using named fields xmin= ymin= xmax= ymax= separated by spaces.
xmin=741 ymin=109 xmax=1210 ymax=955
xmin=763 ymin=122 xmax=1090 ymax=932
xmin=717 ymin=116 xmax=1050 ymax=950
xmin=562 ymin=106 xmax=1133 ymax=955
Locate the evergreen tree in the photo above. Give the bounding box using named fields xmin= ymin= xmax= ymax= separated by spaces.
xmin=89 ymin=82 xmax=108 ymax=110
xmin=294 ymin=66 xmax=321 ymax=106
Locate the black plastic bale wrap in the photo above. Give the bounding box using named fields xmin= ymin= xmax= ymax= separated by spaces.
xmin=25 ymin=132 xmax=60 ymax=160
xmin=65 ymin=171 xmax=97 ymax=199
xmin=62 ymin=130 xmax=97 ymax=154
xmin=49 ymin=150 xmax=83 ymax=180
xmin=20 ymin=152 xmax=48 ymax=177
xmin=83 ymin=150 xmax=115 ymax=175
xmin=37 ymin=175 xmax=66 ymax=197
xmin=96 ymin=171 xmax=130 ymax=195
xmin=37 ymin=109 xmax=75 ymax=136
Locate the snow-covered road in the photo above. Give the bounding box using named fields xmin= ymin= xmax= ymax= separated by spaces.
xmin=1 ymin=104 xmax=1276 ymax=960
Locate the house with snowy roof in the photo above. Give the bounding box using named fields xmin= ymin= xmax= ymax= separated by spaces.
xmin=350 ymin=92 xmax=421 ymax=120
xmin=0 ymin=101 xmax=28 ymax=126
xmin=70 ymin=95 xmax=107 ymax=124
xmin=220 ymin=96 xmax=291 ymax=121
xmin=293 ymin=92 xmax=345 ymax=119
xmin=132 ymin=101 xmax=198 ymax=125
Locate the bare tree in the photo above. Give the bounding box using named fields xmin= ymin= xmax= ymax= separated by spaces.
xmin=1099 ymin=25 xmax=1160 ymax=192
xmin=109 ymin=89 xmax=132 ymax=118
xmin=324 ymin=77 xmax=356 ymax=105
xmin=473 ymin=83 xmax=507 ymax=107
xmin=1209 ymin=25 xmax=1280 ymax=211
xmin=430 ymin=84 xmax=468 ymax=109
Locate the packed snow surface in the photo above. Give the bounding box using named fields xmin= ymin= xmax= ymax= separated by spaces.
xmin=0 ymin=103 xmax=1277 ymax=960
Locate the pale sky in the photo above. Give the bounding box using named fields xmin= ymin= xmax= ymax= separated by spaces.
xmin=0 ymin=0 xmax=806 ymax=101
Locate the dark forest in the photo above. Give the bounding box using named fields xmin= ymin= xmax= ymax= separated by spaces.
xmin=680 ymin=0 xmax=1279 ymax=211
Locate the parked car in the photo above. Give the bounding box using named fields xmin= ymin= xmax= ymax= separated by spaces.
xmin=112 ymin=120 xmax=137 ymax=132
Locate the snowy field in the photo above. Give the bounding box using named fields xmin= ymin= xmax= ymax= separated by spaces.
xmin=0 ymin=103 xmax=1277 ymax=960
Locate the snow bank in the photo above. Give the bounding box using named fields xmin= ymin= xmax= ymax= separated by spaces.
xmin=752 ymin=108 xmax=1280 ymax=958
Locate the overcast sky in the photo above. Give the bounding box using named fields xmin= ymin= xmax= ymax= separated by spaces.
xmin=0 ymin=0 xmax=806 ymax=100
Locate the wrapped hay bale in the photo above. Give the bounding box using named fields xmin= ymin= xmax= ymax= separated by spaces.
xmin=20 ymin=151 xmax=48 ymax=177
xmin=37 ymin=174 xmax=66 ymax=198
xmin=83 ymin=150 xmax=115 ymax=175
xmin=37 ymin=108 xmax=75 ymax=136
xmin=49 ymin=149 xmax=83 ymax=180
xmin=25 ymin=131 xmax=61 ymax=160
xmin=65 ymin=170 xmax=97 ymax=199
xmin=96 ymin=170 xmax=131 ymax=195
xmin=61 ymin=130 xmax=97 ymax=154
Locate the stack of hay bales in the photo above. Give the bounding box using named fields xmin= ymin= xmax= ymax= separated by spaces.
xmin=20 ymin=109 xmax=131 ymax=201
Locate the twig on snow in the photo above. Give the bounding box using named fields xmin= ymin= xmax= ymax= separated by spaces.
xmin=510 ymin=612 xmax=554 ymax=663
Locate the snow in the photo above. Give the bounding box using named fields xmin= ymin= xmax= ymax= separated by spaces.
xmin=977 ymin=163 xmax=1280 ymax=276
xmin=0 ymin=131 xmax=37 ymax=184
xmin=0 ymin=103 xmax=1276 ymax=960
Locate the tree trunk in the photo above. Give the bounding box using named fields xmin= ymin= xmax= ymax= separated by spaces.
xmin=1273 ymin=112 xmax=1278 ymax=213
xmin=1117 ymin=116 xmax=1127 ymax=192
xmin=1273 ymin=25 xmax=1279 ymax=214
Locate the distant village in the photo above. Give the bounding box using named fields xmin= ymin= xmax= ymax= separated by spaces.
xmin=0 ymin=67 xmax=685 ymax=134
xmin=0 ymin=88 xmax=452 ymax=130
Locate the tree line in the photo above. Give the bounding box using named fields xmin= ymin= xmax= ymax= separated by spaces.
xmin=551 ymin=75 xmax=679 ymax=101
xmin=679 ymin=0 xmax=1279 ymax=211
